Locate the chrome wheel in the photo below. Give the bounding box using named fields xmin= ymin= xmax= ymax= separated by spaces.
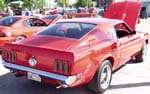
xmin=88 ymin=60 xmax=112 ymax=94
xmin=100 ymin=64 xmax=112 ymax=89
xmin=15 ymin=36 xmax=25 ymax=41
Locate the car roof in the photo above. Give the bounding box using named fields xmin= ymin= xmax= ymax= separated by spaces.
xmin=6 ymin=16 xmax=38 ymax=19
xmin=58 ymin=18 xmax=123 ymax=26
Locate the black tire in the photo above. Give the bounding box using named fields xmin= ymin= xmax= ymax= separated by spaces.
xmin=135 ymin=42 xmax=147 ymax=62
xmin=88 ymin=60 xmax=112 ymax=94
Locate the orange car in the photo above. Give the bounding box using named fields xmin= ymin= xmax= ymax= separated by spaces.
xmin=0 ymin=15 xmax=63 ymax=48
xmin=65 ymin=8 xmax=96 ymax=19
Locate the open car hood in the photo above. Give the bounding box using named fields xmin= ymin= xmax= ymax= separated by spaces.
xmin=103 ymin=1 xmax=141 ymax=31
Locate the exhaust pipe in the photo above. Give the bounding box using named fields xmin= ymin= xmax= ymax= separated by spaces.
xmin=56 ymin=84 xmax=68 ymax=89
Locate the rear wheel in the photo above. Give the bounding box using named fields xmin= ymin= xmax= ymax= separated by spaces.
xmin=88 ymin=60 xmax=112 ymax=94
xmin=15 ymin=35 xmax=26 ymax=41
xmin=135 ymin=42 xmax=147 ymax=62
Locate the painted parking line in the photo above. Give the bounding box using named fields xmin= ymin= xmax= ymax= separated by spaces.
xmin=0 ymin=56 xmax=10 ymax=76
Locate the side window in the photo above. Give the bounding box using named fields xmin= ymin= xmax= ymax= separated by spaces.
xmin=115 ymin=23 xmax=131 ymax=38
xmin=29 ymin=18 xmax=47 ymax=27
xmin=22 ymin=19 xmax=30 ymax=26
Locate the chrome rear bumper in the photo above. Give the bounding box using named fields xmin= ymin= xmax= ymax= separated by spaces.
xmin=2 ymin=60 xmax=77 ymax=87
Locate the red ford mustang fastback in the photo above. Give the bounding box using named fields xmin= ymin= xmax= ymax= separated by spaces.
xmin=1 ymin=1 xmax=149 ymax=94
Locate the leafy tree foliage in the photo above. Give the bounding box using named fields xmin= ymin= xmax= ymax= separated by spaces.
xmin=0 ymin=0 xmax=6 ymax=10
xmin=22 ymin=0 xmax=45 ymax=9
xmin=76 ymin=0 xmax=93 ymax=8
xmin=56 ymin=0 xmax=67 ymax=7
xmin=4 ymin=0 xmax=46 ymax=9
xmin=4 ymin=0 xmax=16 ymax=4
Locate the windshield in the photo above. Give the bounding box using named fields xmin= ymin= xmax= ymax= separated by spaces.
xmin=0 ymin=16 xmax=21 ymax=26
xmin=37 ymin=22 xmax=96 ymax=39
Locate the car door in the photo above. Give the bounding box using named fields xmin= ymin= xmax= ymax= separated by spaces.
xmin=115 ymin=23 xmax=142 ymax=66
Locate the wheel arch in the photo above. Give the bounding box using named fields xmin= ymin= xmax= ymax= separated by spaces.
xmin=88 ymin=56 xmax=114 ymax=82
xmin=88 ymin=56 xmax=113 ymax=93
xmin=105 ymin=57 xmax=114 ymax=67
xmin=99 ymin=56 xmax=114 ymax=68
xmin=18 ymin=35 xmax=27 ymax=38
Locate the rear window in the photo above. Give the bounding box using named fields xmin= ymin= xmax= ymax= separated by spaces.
xmin=0 ymin=16 xmax=21 ymax=26
xmin=37 ymin=22 xmax=96 ymax=39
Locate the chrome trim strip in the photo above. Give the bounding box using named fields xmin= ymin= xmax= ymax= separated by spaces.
xmin=2 ymin=60 xmax=68 ymax=83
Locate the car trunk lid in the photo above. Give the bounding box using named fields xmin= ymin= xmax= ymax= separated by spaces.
xmin=17 ymin=35 xmax=78 ymax=51
xmin=2 ymin=36 xmax=79 ymax=75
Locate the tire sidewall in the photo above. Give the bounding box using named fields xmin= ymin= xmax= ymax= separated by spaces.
xmin=97 ymin=60 xmax=112 ymax=93
xmin=142 ymin=42 xmax=147 ymax=60
xmin=135 ymin=42 xmax=147 ymax=62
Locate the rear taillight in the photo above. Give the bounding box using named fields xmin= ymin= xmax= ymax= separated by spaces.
xmin=5 ymin=51 xmax=16 ymax=62
xmin=0 ymin=31 xmax=6 ymax=37
xmin=54 ymin=59 xmax=71 ymax=74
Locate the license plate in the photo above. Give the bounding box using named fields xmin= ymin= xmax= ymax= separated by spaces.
xmin=27 ymin=72 xmax=41 ymax=82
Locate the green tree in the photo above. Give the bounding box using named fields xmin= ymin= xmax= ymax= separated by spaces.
xmin=57 ymin=0 xmax=65 ymax=7
xmin=0 ymin=0 xmax=6 ymax=10
xmin=22 ymin=0 xmax=34 ymax=9
xmin=32 ymin=0 xmax=45 ymax=9
xmin=76 ymin=0 xmax=93 ymax=8
xmin=4 ymin=0 xmax=16 ymax=4
xmin=22 ymin=0 xmax=45 ymax=9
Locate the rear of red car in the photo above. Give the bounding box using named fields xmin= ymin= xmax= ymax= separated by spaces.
xmin=2 ymin=43 xmax=80 ymax=88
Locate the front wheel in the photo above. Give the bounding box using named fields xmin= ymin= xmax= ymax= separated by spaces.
xmin=88 ymin=60 xmax=112 ymax=94
xmin=135 ymin=42 xmax=147 ymax=62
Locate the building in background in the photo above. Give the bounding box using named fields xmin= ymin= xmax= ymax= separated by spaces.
xmin=45 ymin=0 xmax=77 ymax=8
xmin=68 ymin=0 xmax=76 ymax=5
xmin=45 ymin=0 xmax=56 ymax=8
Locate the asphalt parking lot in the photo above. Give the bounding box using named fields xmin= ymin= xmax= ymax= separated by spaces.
xmin=0 ymin=18 xmax=150 ymax=94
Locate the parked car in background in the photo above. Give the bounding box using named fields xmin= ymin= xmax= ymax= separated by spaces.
xmin=49 ymin=8 xmax=58 ymax=15
xmin=65 ymin=7 xmax=96 ymax=19
xmin=42 ymin=14 xmax=63 ymax=25
xmin=0 ymin=15 xmax=62 ymax=49
xmin=2 ymin=1 xmax=148 ymax=94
